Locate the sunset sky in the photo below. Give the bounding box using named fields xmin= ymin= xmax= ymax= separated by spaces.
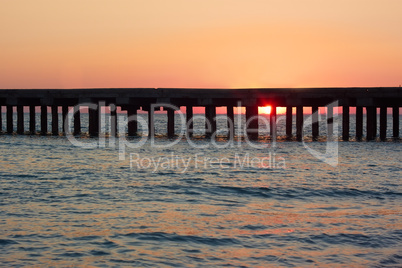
xmin=1 ymin=1 xmax=401 ymax=89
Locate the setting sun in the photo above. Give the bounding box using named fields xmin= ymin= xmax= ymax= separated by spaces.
xmin=259 ymin=106 xmax=272 ymax=115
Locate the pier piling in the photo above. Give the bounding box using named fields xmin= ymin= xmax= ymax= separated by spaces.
xmin=186 ymin=105 xmax=193 ymax=137
xmin=227 ymin=105 xmax=234 ymax=140
xmin=380 ymin=106 xmax=387 ymax=141
xmin=127 ymin=106 xmax=138 ymax=136
xmin=88 ymin=103 xmax=99 ymax=137
xmin=7 ymin=105 xmax=13 ymax=134
xmin=327 ymin=105 xmax=334 ymax=138
xmin=29 ymin=106 xmax=35 ymax=134
xmin=393 ymin=106 xmax=399 ymax=138
xmin=296 ymin=106 xmax=303 ymax=141
xmin=312 ymin=106 xmax=319 ymax=141
xmin=167 ymin=107 xmax=175 ymax=138
xmin=286 ymin=106 xmax=292 ymax=139
xmin=205 ymin=106 xmax=216 ymax=138
xmin=40 ymin=105 xmax=47 ymax=135
xmin=366 ymin=107 xmax=375 ymax=141
xmin=62 ymin=106 xmax=68 ymax=134
xmin=246 ymin=105 xmax=259 ymax=140
xmin=73 ymin=105 xmax=81 ymax=136
xmin=270 ymin=106 xmax=277 ymax=140
xmin=356 ymin=106 xmax=363 ymax=141
xmin=17 ymin=106 xmax=24 ymax=134
xmin=0 ymin=106 xmax=2 ymax=132
xmin=110 ymin=104 xmax=117 ymax=137
xmin=51 ymin=106 xmax=58 ymax=135
xmin=342 ymin=105 xmax=350 ymax=141
xmin=148 ymin=107 xmax=154 ymax=138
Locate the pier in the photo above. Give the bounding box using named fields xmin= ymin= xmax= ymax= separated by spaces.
xmin=0 ymin=87 xmax=400 ymax=140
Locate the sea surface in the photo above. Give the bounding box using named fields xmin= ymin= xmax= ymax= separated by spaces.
xmin=0 ymin=114 xmax=401 ymax=267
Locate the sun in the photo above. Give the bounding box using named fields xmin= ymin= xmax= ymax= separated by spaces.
xmin=259 ymin=106 xmax=272 ymax=115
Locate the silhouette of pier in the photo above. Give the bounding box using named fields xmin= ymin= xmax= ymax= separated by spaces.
xmin=0 ymin=87 xmax=400 ymax=141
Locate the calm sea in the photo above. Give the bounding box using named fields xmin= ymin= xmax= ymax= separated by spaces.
xmin=0 ymin=113 xmax=401 ymax=267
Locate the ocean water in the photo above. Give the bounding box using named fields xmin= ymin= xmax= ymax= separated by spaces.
xmin=0 ymin=114 xmax=401 ymax=267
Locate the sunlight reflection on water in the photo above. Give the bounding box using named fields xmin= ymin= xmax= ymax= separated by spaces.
xmin=0 ymin=121 xmax=401 ymax=266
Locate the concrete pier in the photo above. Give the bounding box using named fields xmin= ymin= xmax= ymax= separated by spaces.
xmin=0 ymin=87 xmax=400 ymax=141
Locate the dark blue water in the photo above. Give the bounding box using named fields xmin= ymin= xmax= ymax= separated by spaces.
xmin=0 ymin=114 xmax=401 ymax=267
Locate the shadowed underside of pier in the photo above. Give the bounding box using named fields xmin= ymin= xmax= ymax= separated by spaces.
xmin=0 ymin=87 xmax=401 ymax=141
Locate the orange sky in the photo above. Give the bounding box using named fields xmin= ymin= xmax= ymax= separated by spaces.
xmin=1 ymin=0 xmax=401 ymax=89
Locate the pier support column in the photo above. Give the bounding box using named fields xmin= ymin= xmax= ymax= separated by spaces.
xmin=227 ymin=105 xmax=234 ymax=140
xmin=327 ymin=105 xmax=334 ymax=138
xmin=342 ymin=105 xmax=350 ymax=141
xmin=148 ymin=106 xmax=155 ymax=138
xmin=205 ymin=106 xmax=216 ymax=138
xmin=373 ymin=107 xmax=377 ymax=138
xmin=380 ymin=106 xmax=387 ymax=141
xmin=7 ymin=106 xmax=13 ymax=134
xmin=17 ymin=106 xmax=24 ymax=134
xmin=186 ymin=105 xmax=193 ymax=137
xmin=366 ymin=107 xmax=375 ymax=141
xmin=0 ymin=106 xmax=2 ymax=132
xmin=270 ymin=106 xmax=277 ymax=140
xmin=110 ymin=104 xmax=117 ymax=137
xmin=167 ymin=107 xmax=175 ymax=138
xmin=296 ymin=106 xmax=303 ymax=141
xmin=127 ymin=106 xmax=138 ymax=136
xmin=40 ymin=105 xmax=47 ymax=135
xmin=73 ymin=105 xmax=81 ymax=136
xmin=286 ymin=106 xmax=292 ymax=139
xmin=51 ymin=105 xmax=59 ymax=135
xmin=393 ymin=106 xmax=399 ymax=138
xmin=356 ymin=106 xmax=363 ymax=141
xmin=312 ymin=106 xmax=319 ymax=141
xmin=88 ymin=103 xmax=99 ymax=137
xmin=62 ymin=106 xmax=68 ymax=134
xmin=29 ymin=106 xmax=35 ymax=134
xmin=246 ymin=105 xmax=259 ymax=140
